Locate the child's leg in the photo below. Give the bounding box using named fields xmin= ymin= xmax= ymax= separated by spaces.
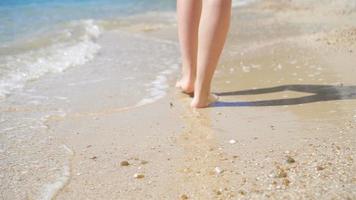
xmin=192 ymin=0 xmax=231 ymax=108
xmin=176 ymin=0 xmax=202 ymax=94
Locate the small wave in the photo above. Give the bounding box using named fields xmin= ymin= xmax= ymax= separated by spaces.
xmin=136 ymin=64 xmax=179 ymax=107
xmin=0 ymin=19 xmax=102 ymax=99
xmin=39 ymin=145 xmax=74 ymax=200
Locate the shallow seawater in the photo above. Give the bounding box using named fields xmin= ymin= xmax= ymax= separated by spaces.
xmin=0 ymin=0 xmax=177 ymax=98
xmin=0 ymin=0 xmax=176 ymax=43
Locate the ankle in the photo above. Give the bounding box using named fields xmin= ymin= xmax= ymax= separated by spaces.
xmin=190 ymin=96 xmax=208 ymax=108
xmin=194 ymin=84 xmax=210 ymax=99
xmin=180 ymin=73 xmax=195 ymax=85
xmin=182 ymin=64 xmax=196 ymax=78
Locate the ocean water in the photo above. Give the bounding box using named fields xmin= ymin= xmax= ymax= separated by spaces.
xmin=0 ymin=0 xmax=175 ymax=43
xmin=0 ymin=0 xmax=176 ymax=98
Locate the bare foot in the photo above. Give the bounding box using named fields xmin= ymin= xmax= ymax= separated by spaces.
xmin=190 ymin=93 xmax=219 ymax=108
xmin=176 ymin=77 xmax=194 ymax=95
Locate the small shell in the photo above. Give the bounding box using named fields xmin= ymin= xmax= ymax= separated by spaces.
xmin=214 ymin=167 xmax=224 ymax=175
xmin=229 ymin=139 xmax=237 ymax=144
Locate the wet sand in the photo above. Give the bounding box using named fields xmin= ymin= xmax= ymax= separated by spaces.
xmin=1 ymin=0 xmax=356 ymax=199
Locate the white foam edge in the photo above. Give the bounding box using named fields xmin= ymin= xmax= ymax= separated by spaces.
xmin=39 ymin=144 xmax=73 ymax=200
xmin=135 ymin=64 xmax=179 ymax=107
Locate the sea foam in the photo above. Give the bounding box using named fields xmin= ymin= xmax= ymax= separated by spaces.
xmin=136 ymin=64 xmax=179 ymax=107
xmin=39 ymin=145 xmax=73 ymax=200
xmin=0 ymin=19 xmax=101 ymax=98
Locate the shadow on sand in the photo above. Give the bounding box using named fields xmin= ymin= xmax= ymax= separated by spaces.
xmin=212 ymin=84 xmax=356 ymax=107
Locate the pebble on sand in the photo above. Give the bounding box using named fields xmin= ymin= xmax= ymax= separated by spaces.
xmin=238 ymin=190 xmax=246 ymax=195
xmin=214 ymin=167 xmax=224 ymax=175
xmin=120 ymin=161 xmax=130 ymax=166
xmin=216 ymin=188 xmax=223 ymax=195
xmin=141 ymin=160 xmax=149 ymax=165
xmin=282 ymin=178 xmax=290 ymax=186
xmin=133 ymin=173 xmax=145 ymax=179
xmin=180 ymin=194 xmax=189 ymax=199
xmin=229 ymin=139 xmax=237 ymax=144
xmin=286 ymin=156 xmax=296 ymax=164
xmin=276 ymin=168 xmax=288 ymax=178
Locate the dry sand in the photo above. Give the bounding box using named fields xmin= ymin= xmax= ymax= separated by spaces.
xmin=1 ymin=0 xmax=355 ymax=199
